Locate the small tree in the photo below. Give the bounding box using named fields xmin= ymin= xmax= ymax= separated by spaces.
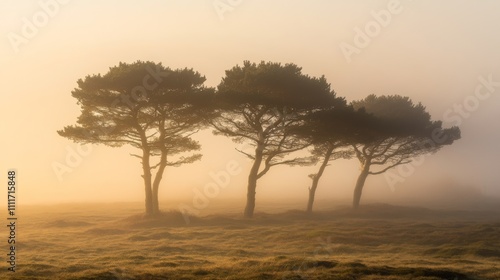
xmin=209 ymin=61 xmax=343 ymax=218
xmin=58 ymin=61 xmax=212 ymax=215
xmin=350 ymin=94 xmax=461 ymax=208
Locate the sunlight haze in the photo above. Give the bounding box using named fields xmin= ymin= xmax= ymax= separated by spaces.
xmin=1 ymin=0 xmax=499 ymax=209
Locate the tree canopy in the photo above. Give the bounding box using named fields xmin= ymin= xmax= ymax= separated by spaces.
xmin=349 ymin=94 xmax=461 ymax=208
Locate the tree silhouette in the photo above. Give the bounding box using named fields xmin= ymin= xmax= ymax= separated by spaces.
xmin=58 ymin=61 xmax=212 ymax=215
xmin=350 ymin=94 xmax=461 ymax=208
xmin=209 ymin=61 xmax=343 ymax=218
xmin=294 ymin=106 xmax=377 ymax=212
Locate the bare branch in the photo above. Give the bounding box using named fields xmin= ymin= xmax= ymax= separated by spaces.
xmin=235 ymin=148 xmax=255 ymax=160
xmin=369 ymin=159 xmax=412 ymax=175
xmin=130 ymin=153 xmax=142 ymax=159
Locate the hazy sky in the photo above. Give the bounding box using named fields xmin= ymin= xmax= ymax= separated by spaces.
xmin=1 ymin=0 xmax=499 ymax=208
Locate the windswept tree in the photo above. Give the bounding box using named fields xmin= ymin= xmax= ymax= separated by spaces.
xmin=209 ymin=61 xmax=343 ymax=218
xmin=293 ymin=107 xmax=377 ymax=213
xmin=350 ymin=94 xmax=461 ymax=208
xmin=58 ymin=61 xmax=212 ymax=215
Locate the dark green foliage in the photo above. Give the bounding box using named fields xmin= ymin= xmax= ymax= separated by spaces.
xmin=216 ymin=61 xmax=341 ymax=108
xmin=351 ymin=94 xmax=461 ymax=175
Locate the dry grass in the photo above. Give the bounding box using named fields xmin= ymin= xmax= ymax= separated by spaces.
xmin=3 ymin=203 xmax=499 ymax=279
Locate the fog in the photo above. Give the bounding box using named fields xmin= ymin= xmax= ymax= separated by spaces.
xmin=1 ymin=0 xmax=499 ymax=212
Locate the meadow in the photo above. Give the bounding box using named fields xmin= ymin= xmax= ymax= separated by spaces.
xmin=3 ymin=202 xmax=500 ymax=280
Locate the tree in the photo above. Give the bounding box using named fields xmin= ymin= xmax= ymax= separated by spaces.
xmin=306 ymin=143 xmax=351 ymax=213
xmin=58 ymin=61 xmax=212 ymax=215
xmin=349 ymin=94 xmax=461 ymax=208
xmin=292 ymin=106 xmax=376 ymax=213
xmin=208 ymin=61 xmax=343 ymax=218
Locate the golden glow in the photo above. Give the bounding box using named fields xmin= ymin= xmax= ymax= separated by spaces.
xmin=1 ymin=0 xmax=499 ymax=207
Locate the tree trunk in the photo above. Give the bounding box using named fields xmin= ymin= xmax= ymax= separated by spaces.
xmin=306 ymin=145 xmax=334 ymax=213
xmin=244 ymin=175 xmax=257 ymax=218
xmin=144 ymin=181 xmax=154 ymax=215
xmin=142 ymin=148 xmax=154 ymax=216
xmin=306 ymin=178 xmax=319 ymax=213
xmin=244 ymin=144 xmax=264 ymax=218
xmin=152 ymin=149 xmax=168 ymax=215
xmin=353 ymin=163 xmax=370 ymax=209
xmin=151 ymin=180 xmax=161 ymax=216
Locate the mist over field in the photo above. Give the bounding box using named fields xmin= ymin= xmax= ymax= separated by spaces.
xmin=0 ymin=202 xmax=498 ymax=279
xmin=1 ymin=0 xmax=500 ymax=279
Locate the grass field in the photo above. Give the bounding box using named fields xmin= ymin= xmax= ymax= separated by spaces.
xmin=3 ymin=202 xmax=500 ymax=280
